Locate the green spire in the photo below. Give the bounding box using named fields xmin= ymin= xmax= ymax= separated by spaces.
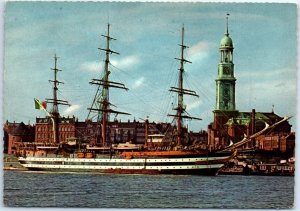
xmin=220 ymin=14 xmax=233 ymax=48
xmin=215 ymin=13 xmax=236 ymax=111
xmin=225 ymin=13 xmax=230 ymax=36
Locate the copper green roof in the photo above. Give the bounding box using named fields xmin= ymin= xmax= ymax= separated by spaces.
xmin=220 ymin=35 xmax=233 ymax=48
xmin=225 ymin=112 xmax=284 ymax=126
xmin=226 ymin=117 xmax=250 ymax=126
xmin=220 ymin=15 xmax=233 ymax=48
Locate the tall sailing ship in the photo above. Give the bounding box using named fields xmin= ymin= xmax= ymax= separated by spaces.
xmin=19 ymin=25 xmax=237 ymax=175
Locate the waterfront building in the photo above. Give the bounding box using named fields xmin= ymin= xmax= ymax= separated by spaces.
xmin=208 ymin=15 xmax=238 ymax=149
xmin=108 ymin=119 xmax=174 ymax=145
xmin=4 ymin=118 xmax=185 ymax=155
xmin=3 ymin=121 xmax=18 ymax=153
xmin=207 ymin=16 xmax=294 ymax=152
xmin=35 ymin=116 xmax=76 ymax=144
xmin=3 ymin=121 xmax=35 ymax=155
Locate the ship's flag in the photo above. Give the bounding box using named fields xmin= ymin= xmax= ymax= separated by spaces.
xmin=42 ymin=101 xmax=47 ymax=109
xmin=34 ymin=98 xmax=46 ymax=110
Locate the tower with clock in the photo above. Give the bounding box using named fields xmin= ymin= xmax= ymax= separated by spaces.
xmin=208 ymin=14 xmax=293 ymax=151
xmin=216 ymin=15 xmax=236 ymax=111
xmin=213 ymin=14 xmax=239 ymax=131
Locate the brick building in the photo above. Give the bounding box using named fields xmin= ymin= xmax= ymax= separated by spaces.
xmin=108 ymin=119 xmax=174 ymax=145
xmin=207 ymin=17 xmax=294 ymax=152
xmin=35 ymin=116 xmax=76 ymax=143
xmin=3 ymin=121 xmax=35 ymax=155
xmin=4 ymin=116 xmax=184 ymax=155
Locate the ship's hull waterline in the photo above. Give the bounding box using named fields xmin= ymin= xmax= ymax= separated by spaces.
xmin=18 ymin=154 xmax=234 ymax=176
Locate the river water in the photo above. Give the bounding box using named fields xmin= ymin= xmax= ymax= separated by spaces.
xmin=3 ymin=171 xmax=294 ymax=208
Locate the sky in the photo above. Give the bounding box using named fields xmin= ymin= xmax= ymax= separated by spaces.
xmin=3 ymin=1 xmax=297 ymax=132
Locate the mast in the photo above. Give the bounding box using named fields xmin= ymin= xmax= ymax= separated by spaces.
xmin=46 ymin=54 xmax=70 ymax=143
xmin=88 ymin=24 xmax=130 ymax=147
xmin=168 ymin=26 xmax=201 ymax=147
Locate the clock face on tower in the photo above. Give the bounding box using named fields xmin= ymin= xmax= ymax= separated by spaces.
xmin=223 ymin=66 xmax=230 ymax=74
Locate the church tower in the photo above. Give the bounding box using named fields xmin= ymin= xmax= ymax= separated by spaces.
xmin=216 ymin=15 xmax=236 ymax=111
xmin=213 ymin=14 xmax=238 ymax=131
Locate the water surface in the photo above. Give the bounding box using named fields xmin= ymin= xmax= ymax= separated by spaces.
xmin=3 ymin=171 xmax=294 ymax=208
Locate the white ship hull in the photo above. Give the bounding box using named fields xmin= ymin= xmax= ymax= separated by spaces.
xmin=19 ymin=153 xmax=234 ymax=175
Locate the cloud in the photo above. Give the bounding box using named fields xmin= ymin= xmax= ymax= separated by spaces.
xmin=110 ymin=55 xmax=140 ymax=70
xmin=63 ymin=104 xmax=81 ymax=115
xmin=186 ymin=100 xmax=202 ymax=111
xmin=187 ymin=41 xmax=214 ymax=63
xmin=79 ymin=56 xmax=140 ymax=73
xmin=188 ymin=41 xmax=213 ymax=57
xmin=80 ymin=61 xmax=101 ymax=72
xmin=132 ymin=77 xmax=146 ymax=89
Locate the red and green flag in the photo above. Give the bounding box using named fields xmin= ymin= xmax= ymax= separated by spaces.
xmin=34 ymin=98 xmax=47 ymax=110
